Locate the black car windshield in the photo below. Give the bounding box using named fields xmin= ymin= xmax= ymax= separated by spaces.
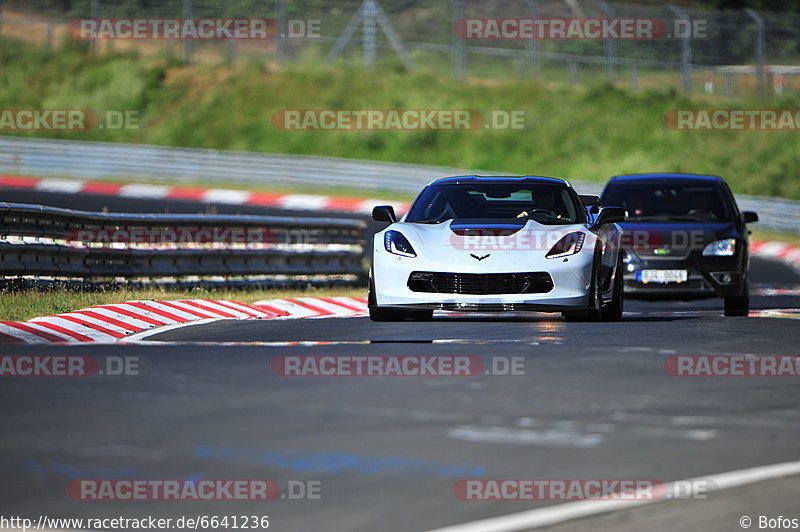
xmin=405 ymin=182 xmax=585 ymax=225
xmin=602 ymin=181 xmax=733 ymax=222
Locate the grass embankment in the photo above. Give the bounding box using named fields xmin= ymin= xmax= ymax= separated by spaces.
xmin=2 ymin=37 xmax=800 ymax=199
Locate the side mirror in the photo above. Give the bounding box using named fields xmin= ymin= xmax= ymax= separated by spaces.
xmin=372 ymin=205 xmax=397 ymax=223
xmin=580 ymin=195 xmax=601 ymax=208
xmin=742 ymin=211 xmax=759 ymax=224
xmin=580 ymin=195 xmax=601 ymax=214
xmin=591 ymin=206 xmax=626 ymax=231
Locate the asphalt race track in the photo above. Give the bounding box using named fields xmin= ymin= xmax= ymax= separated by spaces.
xmin=1 ymin=188 xmax=799 ymax=531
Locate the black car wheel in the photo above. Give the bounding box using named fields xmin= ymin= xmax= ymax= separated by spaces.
xmin=601 ymin=252 xmax=624 ymax=322
xmin=563 ymin=249 xmax=603 ymax=322
xmin=724 ymin=277 xmax=750 ymax=317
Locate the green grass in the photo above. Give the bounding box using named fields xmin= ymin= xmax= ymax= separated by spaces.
xmin=0 ymin=286 xmax=366 ymax=322
xmin=3 ymin=36 xmax=800 ymax=202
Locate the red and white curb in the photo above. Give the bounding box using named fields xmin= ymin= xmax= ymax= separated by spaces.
xmin=750 ymin=240 xmax=800 ymax=272
xmin=0 ymin=175 xmax=409 ymax=215
xmin=0 ymin=297 xmax=368 ymax=344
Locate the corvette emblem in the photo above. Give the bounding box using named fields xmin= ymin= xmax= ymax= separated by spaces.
xmin=471 ymin=253 xmax=491 ymax=261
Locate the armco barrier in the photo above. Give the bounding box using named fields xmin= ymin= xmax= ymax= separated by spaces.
xmin=0 ymin=203 xmax=367 ymax=287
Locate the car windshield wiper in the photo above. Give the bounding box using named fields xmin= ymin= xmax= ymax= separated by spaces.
xmin=411 ymin=219 xmax=446 ymax=224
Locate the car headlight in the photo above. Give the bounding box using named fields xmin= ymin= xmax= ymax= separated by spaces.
xmin=384 ymin=230 xmax=417 ymax=258
xmin=546 ymin=232 xmax=586 ymax=259
xmin=702 ymin=238 xmax=736 ymax=257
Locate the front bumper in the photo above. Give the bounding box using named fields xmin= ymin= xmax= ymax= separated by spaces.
xmin=624 ymin=253 xmax=745 ymax=299
xmin=372 ymin=246 xmax=595 ymax=312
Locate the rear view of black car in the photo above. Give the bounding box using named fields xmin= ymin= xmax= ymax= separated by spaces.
xmin=600 ymin=173 xmax=759 ymax=316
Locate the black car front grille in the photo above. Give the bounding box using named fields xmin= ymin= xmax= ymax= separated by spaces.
xmin=632 ymin=247 xmax=693 ymax=260
xmin=408 ymin=271 xmax=554 ymax=295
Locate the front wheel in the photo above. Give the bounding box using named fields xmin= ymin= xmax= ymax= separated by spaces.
xmin=724 ymin=279 xmax=750 ymax=317
xmin=562 ymin=249 xmax=603 ymax=322
xmin=601 ymin=252 xmax=624 ymax=322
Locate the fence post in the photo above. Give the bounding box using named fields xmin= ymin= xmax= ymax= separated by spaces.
xmin=453 ymin=0 xmax=466 ymax=78
xmin=275 ymin=0 xmax=286 ymax=65
xmin=745 ymin=9 xmax=765 ymax=99
xmin=522 ymin=0 xmax=538 ymax=79
xmin=669 ymin=5 xmax=691 ymax=95
xmin=363 ymin=0 xmax=377 ymax=70
xmin=596 ymin=0 xmax=616 ymax=85
xmin=183 ymin=0 xmax=193 ymax=65
xmin=90 ymin=0 xmax=99 ymax=55
xmin=568 ymin=58 xmax=578 ymax=85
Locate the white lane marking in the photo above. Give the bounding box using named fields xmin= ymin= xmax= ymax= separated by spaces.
xmin=118 ymin=183 xmax=172 ymax=199
xmin=36 ymin=178 xmax=86 ymax=193
xmin=202 ymin=189 xmax=252 ymax=204
xmin=447 ymin=425 xmax=604 ymax=449
xmin=122 ymin=318 xmax=224 ymax=342
xmin=279 ymin=194 xmax=330 ymax=211
xmin=425 ymin=460 xmax=800 ymax=532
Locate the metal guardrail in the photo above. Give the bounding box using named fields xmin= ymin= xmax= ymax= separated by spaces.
xmin=0 ymin=136 xmax=798 ymax=233
xmin=0 ymin=202 xmax=367 ymax=287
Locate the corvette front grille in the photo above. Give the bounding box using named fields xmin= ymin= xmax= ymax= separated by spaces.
xmin=408 ymin=271 xmax=554 ymax=295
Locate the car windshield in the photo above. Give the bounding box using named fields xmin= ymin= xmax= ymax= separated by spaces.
xmin=405 ymin=182 xmax=584 ymax=225
xmin=601 ymin=181 xmax=733 ymax=222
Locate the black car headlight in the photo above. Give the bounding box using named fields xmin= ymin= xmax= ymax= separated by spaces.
xmin=702 ymin=238 xmax=736 ymax=257
xmin=545 ymin=232 xmax=586 ymax=259
xmin=384 ymin=230 xmax=417 ymax=258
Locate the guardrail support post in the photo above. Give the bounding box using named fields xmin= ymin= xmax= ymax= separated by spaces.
xmin=669 ymin=5 xmax=692 ymax=96
xmin=745 ymin=9 xmax=766 ymax=100
xmin=183 ymin=0 xmax=193 ymax=65
xmin=275 ymin=0 xmax=286 ymax=65
xmin=522 ymin=0 xmax=538 ymax=79
xmin=596 ymin=0 xmax=616 ymax=85
xmin=90 ymin=0 xmax=99 ymax=55
xmin=453 ymin=0 xmax=466 ymax=78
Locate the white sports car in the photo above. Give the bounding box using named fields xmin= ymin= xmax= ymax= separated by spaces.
xmin=369 ymin=176 xmax=627 ymax=321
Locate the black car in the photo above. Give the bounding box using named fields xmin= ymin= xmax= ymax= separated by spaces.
xmin=600 ymin=173 xmax=759 ymax=316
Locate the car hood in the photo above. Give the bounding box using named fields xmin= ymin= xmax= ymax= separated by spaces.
xmin=402 ymin=219 xmax=583 ymax=249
